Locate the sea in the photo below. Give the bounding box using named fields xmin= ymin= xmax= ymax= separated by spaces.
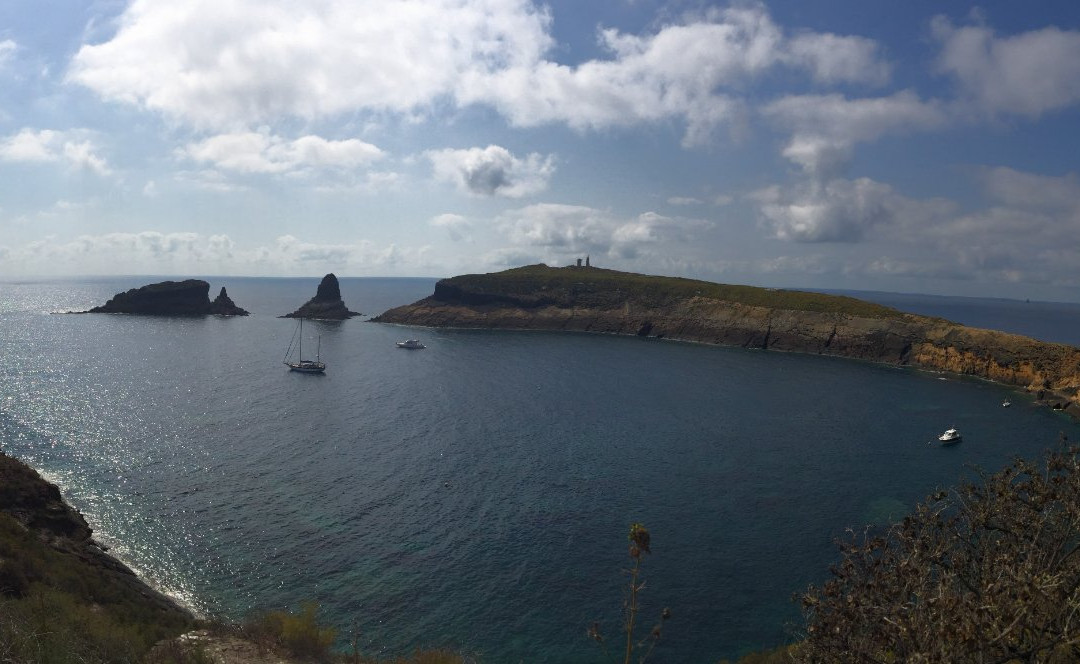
xmin=2 ymin=276 xmax=1080 ymax=663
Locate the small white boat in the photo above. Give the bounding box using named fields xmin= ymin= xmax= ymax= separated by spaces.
xmin=1002 ymin=399 xmax=1011 ymax=408
xmin=396 ymin=339 xmax=426 ymax=349
xmin=938 ymin=428 xmax=962 ymax=444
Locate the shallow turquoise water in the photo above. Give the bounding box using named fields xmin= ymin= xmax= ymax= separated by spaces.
xmin=2 ymin=277 xmax=1078 ymax=662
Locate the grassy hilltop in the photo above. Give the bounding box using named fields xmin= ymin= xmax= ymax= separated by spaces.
xmin=428 ymin=264 xmax=907 ymax=318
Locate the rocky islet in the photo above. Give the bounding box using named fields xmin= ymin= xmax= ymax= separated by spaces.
xmin=281 ymin=273 xmax=361 ymax=319
xmin=84 ymin=279 xmax=249 ymax=316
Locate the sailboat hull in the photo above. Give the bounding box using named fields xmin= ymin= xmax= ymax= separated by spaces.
xmin=284 ymin=317 xmax=326 ymax=373
xmin=285 ymin=360 xmax=326 ymax=374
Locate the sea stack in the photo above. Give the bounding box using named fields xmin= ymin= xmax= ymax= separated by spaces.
xmin=84 ymin=279 xmax=249 ymax=316
xmin=282 ymin=273 xmax=361 ymax=319
xmin=209 ymin=287 xmax=249 ymax=316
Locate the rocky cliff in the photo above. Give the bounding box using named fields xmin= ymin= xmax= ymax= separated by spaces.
xmin=282 ymin=273 xmax=361 ymax=319
xmin=0 ymin=452 xmax=191 ymax=619
xmin=85 ymin=279 xmax=249 ymax=316
xmin=374 ymin=265 xmax=1080 ymax=416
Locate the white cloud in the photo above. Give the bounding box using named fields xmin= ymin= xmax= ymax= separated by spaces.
xmin=68 ymin=0 xmax=553 ymax=129
xmin=430 ymin=213 xmax=471 ymax=241
xmin=462 ymin=6 xmax=890 ymax=147
xmin=9 ymin=232 xmax=233 ymax=274
xmin=0 ymin=232 xmax=431 ymax=277
xmin=667 ymin=196 xmax=702 ymax=206
xmin=786 ymin=32 xmax=890 ymax=86
xmin=755 ymin=254 xmax=841 ymax=276
xmin=498 ymin=203 xmax=691 ymax=259
xmin=255 ymin=235 xmax=363 ymax=265
xmin=174 ymin=169 xmax=245 ymax=192
xmin=762 ymin=92 xmax=946 ymax=177
xmin=0 ymin=128 xmax=111 ymax=175
xmin=255 ymin=235 xmax=430 ymax=271
xmin=427 ymin=145 xmax=554 ymax=197
xmin=859 ymin=256 xmax=974 ymax=281
xmin=67 ymin=1 xmax=889 ymax=148
xmin=312 ymin=171 xmax=403 ymax=194
xmin=979 ymin=167 xmax=1080 ymax=211
xmin=0 ymin=40 xmax=15 ymax=66
xmin=748 ymin=166 xmax=1080 ymax=289
xmin=182 ymin=132 xmax=384 ymax=174
xmin=753 ymin=177 xmax=951 ymax=243
xmin=932 ymin=17 xmax=1080 ymax=118
xmin=35 ymin=198 xmax=98 ymax=219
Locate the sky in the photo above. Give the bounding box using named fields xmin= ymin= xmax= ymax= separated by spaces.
xmin=2 ymin=1 xmax=1080 ymax=300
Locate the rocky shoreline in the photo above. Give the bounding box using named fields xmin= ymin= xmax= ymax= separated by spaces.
xmin=374 ymin=265 xmax=1080 ymax=418
xmin=0 ymin=451 xmax=193 ymax=619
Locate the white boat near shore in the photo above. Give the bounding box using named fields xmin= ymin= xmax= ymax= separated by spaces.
xmin=396 ymin=339 xmax=426 ymax=349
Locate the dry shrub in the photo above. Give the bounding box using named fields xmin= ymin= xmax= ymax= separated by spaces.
xmin=800 ymin=446 xmax=1080 ymax=662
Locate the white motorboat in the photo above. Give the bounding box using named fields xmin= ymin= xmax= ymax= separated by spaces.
xmin=396 ymin=339 xmax=426 ymax=349
xmin=1002 ymin=399 xmax=1011 ymax=408
xmin=938 ymin=428 xmax=962 ymax=443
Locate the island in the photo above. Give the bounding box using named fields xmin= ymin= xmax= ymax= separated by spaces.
xmin=374 ymin=264 xmax=1080 ymax=416
xmin=282 ymin=273 xmax=361 ymax=319
xmin=83 ymin=280 xmax=249 ymax=316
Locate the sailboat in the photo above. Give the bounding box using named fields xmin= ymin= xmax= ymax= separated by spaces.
xmin=283 ymin=317 xmax=326 ymax=373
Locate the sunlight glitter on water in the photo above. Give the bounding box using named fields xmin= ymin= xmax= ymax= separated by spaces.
xmin=3 ymin=277 xmax=1080 ymax=662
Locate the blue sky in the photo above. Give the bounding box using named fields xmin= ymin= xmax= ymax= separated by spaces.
xmin=3 ymin=1 xmax=1080 ymax=301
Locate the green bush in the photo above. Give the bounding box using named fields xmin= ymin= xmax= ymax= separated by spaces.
xmin=245 ymin=601 xmax=337 ymax=660
xmin=0 ymin=511 xmax=195 ymax=663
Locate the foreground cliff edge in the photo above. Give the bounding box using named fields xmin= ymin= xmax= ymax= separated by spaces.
xmin=0 ymin=451 xmax=198 ymax=659
xmin=374 ymin=264 xmax=1080 ymax=416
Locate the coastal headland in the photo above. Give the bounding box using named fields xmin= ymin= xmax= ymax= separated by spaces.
xmin=374 ymin=264 xmax=1080 ymax=417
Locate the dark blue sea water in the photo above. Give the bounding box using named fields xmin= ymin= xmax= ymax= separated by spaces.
xmin=2 ymin=278 xmax=1079 ymax=663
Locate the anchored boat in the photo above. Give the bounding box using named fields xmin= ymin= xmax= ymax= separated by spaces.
xmin=284 ymin=317 xmax=326 ymax=373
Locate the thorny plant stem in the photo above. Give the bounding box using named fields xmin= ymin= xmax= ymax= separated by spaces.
xmin=625 ymin=556 xmax=641 ymax=664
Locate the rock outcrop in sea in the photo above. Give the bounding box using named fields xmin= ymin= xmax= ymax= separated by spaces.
xmin=85 ymin=280 xmax=249 ymax=316
xmin=209 ymin=286 xmax=249 ymax=316
xmin=282 ymin=273 xmax=361 ymax=319
xmin=373 ymin=264 xmax=1080 ymax=417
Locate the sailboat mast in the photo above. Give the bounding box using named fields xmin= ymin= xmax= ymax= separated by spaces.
xmin=298 ymin=318 xmax=303 ymax=360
